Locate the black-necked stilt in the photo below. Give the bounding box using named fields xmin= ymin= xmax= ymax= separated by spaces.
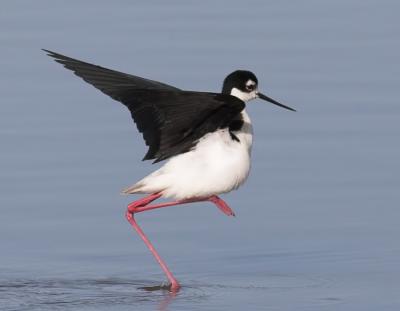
xmin=44 ymin=49 xmax=295 ymax=291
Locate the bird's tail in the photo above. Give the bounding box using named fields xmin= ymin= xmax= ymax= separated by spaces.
xmin=121 ymin=168 xmax=167 ymax=195
xmin=121 ymin=182 xmax=144 ymax=195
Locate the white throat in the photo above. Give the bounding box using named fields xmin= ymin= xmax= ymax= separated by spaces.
xmin=230 ymin=87 xmax=257 ymax=102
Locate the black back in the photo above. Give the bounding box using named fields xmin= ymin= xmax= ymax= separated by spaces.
xmin=44 ymin=50 xmax=245 ymax=162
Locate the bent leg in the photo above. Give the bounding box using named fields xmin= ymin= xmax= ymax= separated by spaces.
xmin=128 ymin=194 xmax=235 ymax=216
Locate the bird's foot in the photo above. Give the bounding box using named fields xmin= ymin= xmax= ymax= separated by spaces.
xmin=169 ymin=280 xmax=181 ymax=292
xmin=208 ymin=196 xmax=236 ymax=217
xmin=139 ymin=281 xmax=180 ymax=293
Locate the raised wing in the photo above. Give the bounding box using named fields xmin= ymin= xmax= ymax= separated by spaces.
xmin=43 ymin=49 xmax=179 ymax=97
xmin=44 ymin=50 xmax=245 ymax=162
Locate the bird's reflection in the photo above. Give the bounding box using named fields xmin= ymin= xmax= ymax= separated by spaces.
xmin=139 ymin=284 xmax=179 ymax=311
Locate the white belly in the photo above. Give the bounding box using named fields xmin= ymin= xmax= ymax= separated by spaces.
xmin=126 ymin=110 xmax=253 ymax=200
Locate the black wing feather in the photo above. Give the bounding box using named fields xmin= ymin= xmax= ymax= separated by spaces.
xmin=118 ymin=90 xmax=245 ymax=162
xmin=44 ymin=50 xmax=245 ymax=163
xmin=42 ymin=49 xmax=179 ymax=97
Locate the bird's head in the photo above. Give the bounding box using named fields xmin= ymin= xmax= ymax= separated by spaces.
xmin=222 ymin=70 xmax=295 ymax=111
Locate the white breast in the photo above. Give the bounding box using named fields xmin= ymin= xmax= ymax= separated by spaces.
xmin=234 ymin=109 xmax=253 ymax=154
xmin=125 ymin=110 xmax=253 ymax=200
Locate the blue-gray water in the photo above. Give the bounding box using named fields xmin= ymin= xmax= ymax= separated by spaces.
xmin=1 ymin=1 xmax=399 ymax=310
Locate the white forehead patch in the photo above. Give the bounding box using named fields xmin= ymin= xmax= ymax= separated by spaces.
xmin=246 ymin=80 xmax=256 ymax=87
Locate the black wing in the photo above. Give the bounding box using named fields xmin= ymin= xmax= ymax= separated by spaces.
xmin=43 ymin=49 xmax=179 ymax=96
xmin=44 ymin=50 xmax=245 ymax=162
xmin=117 ymin=90 xmax=245 ymax=162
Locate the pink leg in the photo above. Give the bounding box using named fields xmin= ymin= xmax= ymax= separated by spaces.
xmin=125 ymin=193 xmax=235 ymax=291
xmin=129 ymin=194 xmax=235 ymax=216
xmin=125 ymin=211 xmax=181 ymax=291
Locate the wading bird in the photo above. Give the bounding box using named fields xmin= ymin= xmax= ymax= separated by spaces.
xmin=44 ymin=49 xmax=295 ymax=291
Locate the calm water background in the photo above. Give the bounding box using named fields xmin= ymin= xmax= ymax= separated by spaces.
xmin=1 ymin=1 xmax=399 ymax=310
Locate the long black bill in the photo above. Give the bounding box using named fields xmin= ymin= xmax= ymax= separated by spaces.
xmin=258 ymin=92 xmax=296 ymax=112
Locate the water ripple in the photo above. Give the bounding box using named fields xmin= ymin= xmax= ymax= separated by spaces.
xmin=0 ymin=274 xmax=341 ymax=311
